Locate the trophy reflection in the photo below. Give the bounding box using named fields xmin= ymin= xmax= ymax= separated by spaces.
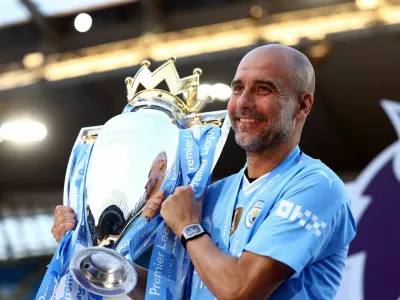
xmin=67 ymin=57 xmax=230 ymax=297
xmin=86 ymin=151 xmax=167 ymax=249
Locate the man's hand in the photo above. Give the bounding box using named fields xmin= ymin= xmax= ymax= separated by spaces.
xmin=160 ymin=186 xmax=202 ymax=237
xmin=141 ymin=190 xmax=164 ymax=220
xmin=52 ymin=191 xmax=165 ymax=243
xmin=51 ymin=205 xmax=77 ymax=242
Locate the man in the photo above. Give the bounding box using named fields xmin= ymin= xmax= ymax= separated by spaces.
xmin=52 ymin=44 xmax=356 ymax=299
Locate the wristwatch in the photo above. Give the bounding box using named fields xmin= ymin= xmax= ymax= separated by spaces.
xmin=180 ymin=224 xmax=208 ymax=250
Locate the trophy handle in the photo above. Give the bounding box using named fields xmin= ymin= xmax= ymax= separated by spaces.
xmin=63 ymin=126 xmax=102 ymax=209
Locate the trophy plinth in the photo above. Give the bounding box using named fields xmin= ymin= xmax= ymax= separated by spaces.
xmin=70 ymin=248 xmax=137 ymax=297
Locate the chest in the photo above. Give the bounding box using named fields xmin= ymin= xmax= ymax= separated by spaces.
xmin=203 ymin=176 xmax=284 ymax=256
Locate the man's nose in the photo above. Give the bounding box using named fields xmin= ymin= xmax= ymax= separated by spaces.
xmin=237 ymin=88 xmax=256 ymax=110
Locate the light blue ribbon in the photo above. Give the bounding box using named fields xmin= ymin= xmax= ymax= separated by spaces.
xmin=145 ymin=125 xmax=221 ymax=300
xmin=122 ymin=104 xmax=135 ymax=114
xmin=36 ymin=143 xmax=100 ymax=300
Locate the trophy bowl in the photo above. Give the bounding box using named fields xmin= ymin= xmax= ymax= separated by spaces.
xmin=69 ymin=108 xmax=181 ymax=296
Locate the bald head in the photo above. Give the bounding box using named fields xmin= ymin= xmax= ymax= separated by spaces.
xmin=229 ymin=44 xmax=315 ymax=154
xmin=240 ymin=44 xmax=315 ymax=96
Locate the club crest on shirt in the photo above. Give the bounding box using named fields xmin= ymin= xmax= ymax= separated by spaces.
xmin=245 ymin=201 xmax=264 ymax=228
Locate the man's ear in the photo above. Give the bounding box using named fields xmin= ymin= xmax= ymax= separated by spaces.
xmin=296 ymin=92 xmax=313 ymax=119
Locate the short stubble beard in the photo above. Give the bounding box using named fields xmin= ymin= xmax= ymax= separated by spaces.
xmin=230 ymin=106 xmax=294 ymax=154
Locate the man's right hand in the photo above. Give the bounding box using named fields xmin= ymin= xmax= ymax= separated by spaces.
xmin=51 ymin=205 xmax=77 ymax=242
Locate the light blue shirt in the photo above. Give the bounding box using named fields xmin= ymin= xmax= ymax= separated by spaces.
xmin=189 ymin=146 xmax=356 ymax=299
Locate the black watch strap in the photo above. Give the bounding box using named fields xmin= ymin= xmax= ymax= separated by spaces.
xmin=181 ymin=231 xmax=209 ymax=251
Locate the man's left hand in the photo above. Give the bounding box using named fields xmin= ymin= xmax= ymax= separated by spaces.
xmin=161 ymin=186 xmax=203 ymax=237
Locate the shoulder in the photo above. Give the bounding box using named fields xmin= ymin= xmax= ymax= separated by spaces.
xmin=294 ymin=153 xmax=345 ymax=189
xmin=288 ymin=154 xmax=356 ymax=247
xmin=284 ymin=153 xmax=350 ymax=209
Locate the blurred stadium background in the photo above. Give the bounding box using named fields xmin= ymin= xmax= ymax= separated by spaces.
xmin=0 ymin=0 xmax=399 ymax=299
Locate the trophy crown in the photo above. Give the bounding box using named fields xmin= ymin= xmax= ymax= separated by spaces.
xmin=125 ymin=57 xmax=206 ymax=113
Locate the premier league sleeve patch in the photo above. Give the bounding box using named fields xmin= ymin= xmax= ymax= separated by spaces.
xmin=245 ymin=201 xmax=264 ymax=228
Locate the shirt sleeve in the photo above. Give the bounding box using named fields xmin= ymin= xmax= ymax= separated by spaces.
xmin=244 ymin=169 xmax=356 ymax=277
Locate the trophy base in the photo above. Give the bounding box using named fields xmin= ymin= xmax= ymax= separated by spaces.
xmin=69 ymin=247 xmax=137 ymax=297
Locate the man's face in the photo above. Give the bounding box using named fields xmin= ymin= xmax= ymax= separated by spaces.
xmin=145 ymin=158 xmax=166 ymax=199
xmin=228 ymin=50 xmax=296 ymax=153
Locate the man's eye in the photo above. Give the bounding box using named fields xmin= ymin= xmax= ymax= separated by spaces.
xmin=232 ymin=86 xmax=243 ymax=93
xmin=257 ymin=86 xmax=270 ymax=93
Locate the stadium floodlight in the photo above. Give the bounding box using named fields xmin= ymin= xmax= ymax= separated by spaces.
xmin=0 ymin=120 xmax=47 ymax=142
xmin=212 ymin=83 xmax=232 ymax=101
xmin=356 ymin=0 xmax=384 ymax=10
xmin=74 ymin=13 xmax=92 ymax=33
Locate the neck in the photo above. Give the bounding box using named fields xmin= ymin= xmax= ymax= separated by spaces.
xmin=246 ymin=141 xmax=297 ymax=178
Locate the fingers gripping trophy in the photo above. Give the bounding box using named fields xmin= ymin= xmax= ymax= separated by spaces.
xmin=36 ymin=57 xmax=230 ymax=299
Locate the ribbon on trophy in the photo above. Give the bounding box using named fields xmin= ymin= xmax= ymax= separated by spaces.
xmin=145 ymin=125 xmax=221 ymax=300
xmin=36 ymin=142 xmax=101 ymax=300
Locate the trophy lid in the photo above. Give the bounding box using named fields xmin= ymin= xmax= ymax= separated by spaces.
xmin=125 ymin=57 xmax=210 ymax=114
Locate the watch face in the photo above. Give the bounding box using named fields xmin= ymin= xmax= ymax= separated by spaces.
xmin=184 ymin=224 xmax=203 ymax=239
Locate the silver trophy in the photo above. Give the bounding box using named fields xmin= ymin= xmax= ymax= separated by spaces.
xmin=64 ymin=57 xmax=230 ymax=297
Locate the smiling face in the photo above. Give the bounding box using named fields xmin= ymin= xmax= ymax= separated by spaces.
xmin=228 ymin=47 xmax=298 ymax=153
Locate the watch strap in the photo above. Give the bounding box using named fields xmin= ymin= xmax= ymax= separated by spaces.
xmin=181 ymin=225 xmax=210 ymax=250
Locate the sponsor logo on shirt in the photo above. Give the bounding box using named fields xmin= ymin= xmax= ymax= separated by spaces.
xmin=245 ymin=201 xmax=264 ymax=228
xmin=275 ymin=199 xmax=327 ymax=237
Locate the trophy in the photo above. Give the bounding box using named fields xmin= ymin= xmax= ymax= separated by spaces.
xmin=63 ymin=57 xmax=230 ymax=297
